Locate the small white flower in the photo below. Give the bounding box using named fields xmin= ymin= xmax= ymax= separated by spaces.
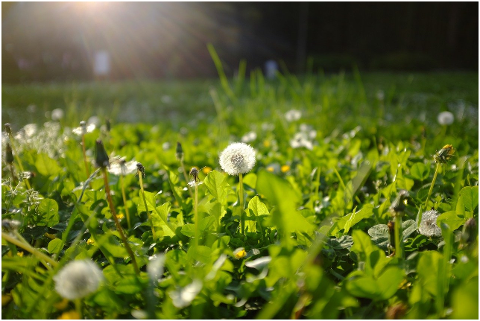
xmin=437 ymin=111 xmax=454 ymax=126
xmin=72 ymin=121 xmax=95 ymax=136
xmin=51 ymin=108 xmax=64 ymax=121
xmin=285 ymin=109 xmax=302 ymax=122
xmin=88 ymin=116 xmax=101 ymax=128
xmin=219 ymin=143 xmax=256 ymax=176
xmin=108 ymin=158 xmax=137 ymax=176
xmin=54 ymin=260 xmax=103 ymax=300
xmin=188 ymin=180 xmax=203 ymax=188
xmin=241 ymin=131 xmax=257 ymax=143
xmin=419 ymin=210 xmax=442 ymax=237
xmin=290 ymin=132 xmax=313 ymax=150
xmin=147 ymin=254 xmax=166 ymax=284
xmin=169 ymin=280 xmax=203 ymax=309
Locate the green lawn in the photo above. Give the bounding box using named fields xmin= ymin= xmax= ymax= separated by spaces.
xmin=2 ymin=71 xmax=478 ymax=319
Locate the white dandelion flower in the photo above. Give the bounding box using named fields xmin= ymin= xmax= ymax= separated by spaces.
xmin=219 ymin=143 xmax=256 ymax=176
xmin=108 ymin=158 xmax=137 ymax=176
xmin=418 ymin=210 xmax=442 ymax=237
xmin=289 ymin=132 xmax=313 ymax=150
xmin=72 ymin=121 xmax=95 ymax=136
xmin=241 ymin=131 xmax=257 ymax=143
xmin=54 ymin=260 xmax=104 ymax=300
xmin=51 ymin=108 xmax=64 ymax=121
xmin=437 ymin=111 xmax=454 ymax=126
xmin=285 ymin=109 xmax=302 ymax=122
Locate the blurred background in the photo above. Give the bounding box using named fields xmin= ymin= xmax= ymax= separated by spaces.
xmin=2 ymin=2 xmax=478 ymax=83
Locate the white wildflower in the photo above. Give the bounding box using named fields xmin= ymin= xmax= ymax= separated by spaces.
xmin=72 ymin=121 xmax=95 ymax=136
xmin=418 ymin=210 xmax=442 ymax=237
xmin=290 ymin=132 xmax=313 ymax=150
xmin=241 ymin=131 xmax=257 ymax=143
xmin=219 ymin=143 xmax=256 ymax=176
xmin=188 ymin=180 xmax=203 ymax=188
xmin=88 ymin=116 xmax=101 ymax=128
xmin=285 ymin=109 xmax=301 ymax=122
xmin=108 ymin=158 xmax=137 ymax=176
xmin=261 ymin=122 xmax=275 ymax=131
xmin=437 ymin=111 xmax=454 ymax=126
xmin=169 ymin=280 xmax=203 ymax=309
xmin=147 ymin=254 xmax=166 ymax=284
xmin=51 ymin=108 xmax=64 ymax=121
xmin=54 ymin=260 xmax=103 ymax=300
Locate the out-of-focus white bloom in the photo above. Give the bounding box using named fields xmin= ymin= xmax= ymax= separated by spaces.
xmin=11 ymin=122 xmax=63 ymax=158
xmin=285 ymin=109 xmax=301 ymax=122
xmin=437 ymin=111 xmax=454 ymax=126
xmin=54 ymin=260 xmax=103 ymax=300
xmin=376 ymin=90 xmax=385 ymax=101
xmin=161 ymin=95 xmax=172 ymax=104
xmin=162 ymin=142 xmax=171 ymax=150
xmin=147 ymin=254 xmax=166 ymax=284
xmin=88 ymin=116 xmax=101 ymax=128
xmin=241 ymin=131 xmax=257 ymax=143
xmin=261 ymin=122 xmax=275 ymax=131
xmin=27 ymin=104 xmax=37 ymax=113
xmin=51 ymin=108 xmax=64 ymax=121
xmin=290 ymin=132 xmax=313 ymax=150
xmin=418 ymin=210 xmax=442 ymax=237
xmin=188 ymin=180 xmax=203 ymax=188
xmin=15 ymin=124 xmax=37 ymax=140
xmin=169 ymin=280 xmax=203 ymax=309
xmin=299 ymin=123 xmax=317 ymax=139
xmin=108 ymin=158 xmax=137 ymax=176
xmin=219 ymin=143 xmax=256 ymax=176
xmin=72 ymin=121 xmax=95 ymax=136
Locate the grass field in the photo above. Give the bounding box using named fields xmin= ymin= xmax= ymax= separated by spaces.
xmin=1 ymin=70 xmax=478 ymax=319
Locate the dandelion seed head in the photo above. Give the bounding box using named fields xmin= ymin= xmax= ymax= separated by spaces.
xmin=285 ymin=109 xmax=302 ymax=122
xmin=437 ymin=111 xmax=454 ymax=126
xmin=219 ymin=143 xmax=256 ymax=176
xmin=419 ymin=210 xmax=442 ymax=237
xmin=54 ymin=260 xmax=103 ymax=300
xmin=51 ymin=108 xmax=64 ymax=121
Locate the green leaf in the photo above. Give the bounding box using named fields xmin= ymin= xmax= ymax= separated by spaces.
xmin=437 ymin=211 xmax=466 ymax=231
xmin=351 ymin=230 xmax=375 ymax=260
xmin=402 ymin=219 xmax=417 ymax=239
xmin=114 ymin=276 xmax=143 ymax=294
xmin=151 ymin=202 xmax=176 ymax=237
xmin=35 ymin=153 xmax=62 ymax=177
xmin=257 ymin=170 xmax=315 ymax=237
xmin=204 ymin=170 xmax=229 ymax=204
xmin=416 ymin=251 xmax=442 ymax=297
xmin=451 ymin=278 xmax=479 ymax=319
xmin=37 ymin=198 xmax=59 ymax=227
xmin=181 ymin=224 xmax=195 ymax=238
xmin=410 ymin=163 xmax=430 ymax=181
xmin=376 ymin=267 xmax=405 ymax=300
xmin=137 ymin=190 xmax=157 ymax=212
xmin=368 ymin=224 xmax=389 ymax=249
xmin=47 ymin=239 xmax=63 ymax=254
xmin=97 ymin=232 xmax=128 ymax=258
xmin=187 ymin=245 xmax=212 ymax=264
xmin=456 ymin=186 xmax=478 ymax=217
xmin=342 ymin=204 xmax=374 ymax=234
xmin=248 ymin=196 xmax=269 ymax=216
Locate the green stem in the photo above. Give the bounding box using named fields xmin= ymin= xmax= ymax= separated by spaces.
xmin=8 ymin=133 xmax=31 ymax=189
xmin=138 ymin=171 xmax=157 ymax=240
xmin=120 ymin=175 xmax=131 ymax=230
xmin=2 ymin=232 xmax=57 ymax=268
xmin=394 ymin=215 xmax=403 ymax=260
xmin=102 ymin=168 xmax=139 ymax=274
xmin=239 ymin=173 xmax=245 ymax=235
xmin=180 ymin=160 xmax=194 ymax=200
xmin=81 ymin=134 xmax=90 ymax=178
xmin=194 ymin=182 xmax=199 ymax=247
xmin=74 ymin=299 xmax=82 ymax=319
xmin=419 ymin=163 xmax=441 ymax=227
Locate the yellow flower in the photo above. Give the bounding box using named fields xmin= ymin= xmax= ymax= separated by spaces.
xmin=17 ymin=252 xmax=24 ymax=257
xmin=234 ymin=248 xmax=247 ymax=259
xmin=202 ymin=166 xmax=212 ymax=175
xmin=263 ymin=140 xmax=271 ymax=148
xmin=266 ymin=166 xmax=274 ymax=172
xmin=86 ymin=238 xmax=95 ymax=245
xmin=116 ymin=213 xmax=124 ymax=220
xmin=281 ymin=165 xmax=290 ymax=173
xmin=58 ymin=311 xmax=80 ymax=319
xmin=45 ymin=233 xmax=57 ymax=240
xmin=54 ymin=298 xmax=69 ymax=310
xmin=2 ymin=294 xmax=12 ymax=306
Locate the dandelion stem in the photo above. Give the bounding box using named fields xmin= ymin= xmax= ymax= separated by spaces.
xmin=9 ymin=164 xmax=17 ymax=184
xmin=119 ymin=175 xmax=131 ymax=230
xmin=74 ymin=299 xmax=82 ymax=319
xmin=138 ymin=170 xmax=157 ymax=240
xmin=81 ymin=134 xmax=91 ymax=178
xmin=194 ymin=182 xmax=199 ymax=247
xmin=102 ymin=168 xmax=139 ymax=274
xmin=180 ymin=160 xmax=194 ymax=200
xmin=239 ymin=173 xmax=245 ymax=235
xmin=419 ymin=163 xmax=441 ymax=227
xmin=2 ymin=232 xmax=58 ymax=268
xmin=8 ymin=135 xmax=31 ymax=189
xmin=394 ymin=215 xmax=403 ymax=260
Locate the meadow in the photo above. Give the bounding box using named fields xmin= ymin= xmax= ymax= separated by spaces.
xmin=1 ymin=66 xmax=478 ymax=319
